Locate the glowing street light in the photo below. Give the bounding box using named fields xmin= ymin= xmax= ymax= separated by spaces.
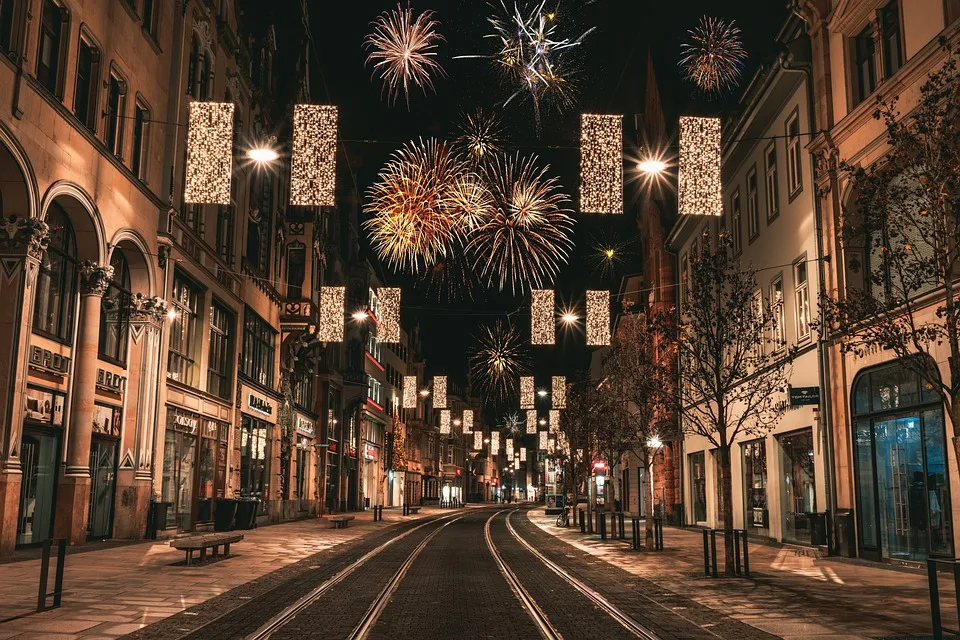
xmin=561 ymin=312 xmax=578 ymax=324
xmin=352 ymin=310 xmax=370 ymax=321
xmin=637 ymin=157 xmax=667 ymax=175
xmin=247 ymin=145 xmax=280 ymax=163
xmin=537 ymin=389 xmax=549 ymax=398
xmin=647 ymin=435 xmax=664 ymax=449
xmin=419 ymin=389 xmax=430 ymax=397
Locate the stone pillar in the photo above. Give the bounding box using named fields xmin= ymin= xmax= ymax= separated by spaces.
xmin=55 ymin=261 xmax=113 ymax=546
xmin=0 ymin=217 xmax=49 ymax=556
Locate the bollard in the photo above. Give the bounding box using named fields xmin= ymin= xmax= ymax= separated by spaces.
xmin=710 ymin=530 xmax=718 ymax=577
xmin=580 ymin=509 xmax=586 ymax=534
xmin=702 ymin=529 xmax=710 ymax=577
xmin=599 ymin=512 xmax=607 ymax=541
xmin=618 ymin=512 xmax=626 ymax=540
xmin=37 ymin=539 xmax=67 ymax=611
xmin=654 ymin=517 xmax=664 ymax=551
xmin=631 ymin=517 xmax=641 ymax=550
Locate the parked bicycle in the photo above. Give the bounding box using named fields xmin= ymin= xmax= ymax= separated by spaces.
xmin=556 ymin=507 xmax=570 ymax=527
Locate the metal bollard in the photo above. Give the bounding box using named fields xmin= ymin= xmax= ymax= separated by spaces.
xmin=580 ymin=509 xmax=586 ymax=534
xmin=702 ymin=529 xmax=710 ymax=576
xmin=654 ymin=517 xmax=664 ymax=551
xmin=618 ymin=512 xmax=626 ymax=540
xmin=600 ymin=512 xmax=607 ymax=541
xmin=37 ymin=539 xmax=67 ymax=611
xmin=631 ymin=517 xmax=641 ymax=550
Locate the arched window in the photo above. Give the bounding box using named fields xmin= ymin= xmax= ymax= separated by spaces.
xmin=33 ymin=203 xmax=77 ymax=342
xmin=98 ymin=250 xmax=131 ymax=363
xmin=186 ymin=35 xmax=200 ymax=97
xmin=198 ymin=52 xmax=211 ymax=100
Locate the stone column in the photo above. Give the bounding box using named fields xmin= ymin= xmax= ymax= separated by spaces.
xmin=0 ymin=217 xmax=49 ymax=556
xmin=55 ymin=261 xmax=113 ymax=546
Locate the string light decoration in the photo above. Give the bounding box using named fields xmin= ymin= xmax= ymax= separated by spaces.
xmin=462 ymin=409 xmax=474 ymax=432
xmin=402 ymin=375 xmax=418 ymax=409
xmin=318 ymin=286 xmax=346 ymax=342
xmin=440 ymin=409 xmax=451 ymax=435
xmin=520 ymin=376 xmax=535 ymax=409
xmin=377 ymin=287 xmax=401 ymax=343
xmin=474 ymin=431 xmax=483 ymax=450
xmin=538 ymin=430 xmax=548 ymax=450
xmin=506 ymin=438 xmax=514 ymax=458
xmin=547 ymin=436 xmax=556 ymax=455
xmin=490 ymin=431 xmax=500 ymax=453
xmin=586 ymin=290 xmax=611 ymax=346
xmin=184 ymin=102 xmax=234 ymax=205
xmin=556 ymin=431 xmax=570 ymax=456
xmin=549 ymin=409 xmax=560 ymax=434
xmin=580 ymin=114 xmax=623 ymax=214
xmin=552 ymin=376 xmax=566 ymax=408
xmin=526 ymin=409 xmax=537 ymax=434
xmin=678 ymin=116 xmax=722 ymax=216
xmin=520 ymin=448 xmax=527 ymax=462
xmin=530 ymin=289 xmax=555 ymax=345
xmin=290 ymin=105 xmax=337 ymax=207
xmin=433 ymin=376 xmax=447 ymax=408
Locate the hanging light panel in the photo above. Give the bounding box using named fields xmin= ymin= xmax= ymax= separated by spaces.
xmin=526 ymin=409 xmax=537 ymax=434
xmin=552 ymin=376 xmax=566 ymax=408
xmin=440 ymin=409 xmax=451 ymax=435
xmin=520 ymin=376 xmax=535 ymax=409
xmin=290 ymin=104 xmax=337 ymax=207
xmin=491 ymin=431 xmax=500 ymax=452
xmin=506 ymin=438 xmax=514 ymax=458
xmin=549 ymin=409 xmax=560 ymax=434
xmin=462 ymin=409 xmax=474 ymax=432
xmin=678 ymin=116 xmax=722 ymax=216
xmin=377 ymin=287 xmax=401 ymax=344
xmin=474 ymin=431 xmax=483 ymax=450
xmin=586 ymin=290 xmax=611 ymax=346
xmin=538 ymin=431 xmax=548 ymax=450
xmin=318 ymin=286 xmax=346 ymax=342
xmin=520 ymin=448 xmax=527 ymax=462
xmin=184 ymin=102 xmax=235 ymax=205
xmin=433 ymin=376 xmax=447 ymax=408
xmin=530 ymin=289 xmax=555 ymax=345
xmin=580 ymin=114 xmax=624 ymax=214
xmin=402 ymin=375 xmax=418 ymax=409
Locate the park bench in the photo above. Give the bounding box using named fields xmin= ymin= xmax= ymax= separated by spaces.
xmin=331 ymin=515 xmax=355 ymax=529
xmin=170 ymin=532 xmax=243 ymax=566
xmin=407 ymin=506 xmax=421 ymax=514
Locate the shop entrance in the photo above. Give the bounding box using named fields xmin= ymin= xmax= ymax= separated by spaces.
xmin=87 ymin=438 xmax=117 ymax=539
xmin=162 ymin=428 xmax=196 ymax=531
xmin=17 ymin=429 xmax=61 ymax=546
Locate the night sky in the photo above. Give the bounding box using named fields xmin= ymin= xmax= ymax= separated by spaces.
xmin=310 ymin=1 xmax=789 ymax=400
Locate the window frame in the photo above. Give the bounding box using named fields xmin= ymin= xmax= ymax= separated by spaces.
xmin=98 ymin=250 xmax=131 ymax=365
xmin=73 ymin=31 xmax=101 ymax=132
xmin=794 ymin=256 xmax=812 ymax=343
xmin=32 ymin=203 xmax=77 ymax=343
xmin=35 ymin=0 xmax=68 ymax=98
xmin=881 ymin=1 xmax=903 ymax=79
xmin=241 ymin=306 xmax=276 ymax=389
xmin=853 ymin=23 xmax=878 ymax=106
xmin=167 ymin=271 xmax=204 ymax=387
xmin=770 ymin=275 xmax=785 ymax=350
xmin=764 ymin=142 xmax=779 ymax=222
xmin=0 ymin=0 xmax=19 ymax=54
xmin=105 ymin=66 xmax=127 ymax=159
xmin=785 ymin=110 xmax=803 ymax=198
xmin=731 ymin=189 xmax=742 ymax=256
xmin=207 ymin=298 xmax=234 ymax=400
xmin=746 ymin=166 xmax=760 ymax=241
xmin=132 ymin=98 xmax=149 ymax=180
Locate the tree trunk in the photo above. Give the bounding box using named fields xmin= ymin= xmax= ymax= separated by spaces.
xmin=718 ymin=446 xmax=736 ymax=575
xmin=645 ymin=455 xmax=655 ymax=549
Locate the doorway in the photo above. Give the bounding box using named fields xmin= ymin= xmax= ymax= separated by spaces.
xmin=87 ymin=438 xmax=117 ymax=539
xmin=17 ymin=429 xmax=61 ymax=546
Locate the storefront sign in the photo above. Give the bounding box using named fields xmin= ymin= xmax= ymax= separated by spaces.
xmin=328 ymin=439 xmax=338 ymax=453
xmin=96 ymin=369 xmax=126 ymax=393
xmin=296 ymin=415 xmax=315 ymax=437
xmin=788 ymin=386 xmax=820 ymax=407
xmin=168 ymin=407 xmax=199 ymax=434
xmin=365 ymin=444 xmax=378 ymax=461
xmin=28 ymin=345 xmax=70 ymax=375
xmin=247 ymin=393 xmax=273 ymax=416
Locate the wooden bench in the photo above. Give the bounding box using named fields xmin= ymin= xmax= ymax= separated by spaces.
xmin=330 ymin=515 xmax=355 ymax=529
xmin=407 ymin=506 xmax=421 ymax=514
xmin=170 ymin=533 xmax=243 ymax=566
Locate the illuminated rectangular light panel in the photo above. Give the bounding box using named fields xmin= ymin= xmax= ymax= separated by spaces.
xmin=184 ymin=101 xmax=234 ymax=205
xmin=586 ymin=290 xmax=611 ymax=346
xmin=402 ymin=375 xmax=417 ymax=409
xmin=538 ymin=431 xmax=548 ymax=450
xmin=549 ymin=409 xmax=560 ymax=434
xmin=531 ymin=289 xmax=555 ymax=345
xmin=520 ymin=376 xmax=535 ymax=409
xmin=526 ymin=409 xmax=537 ymax=434
xmin=440 ymin=409 xmax=451 ymax=435
xmin=490 ymin=431 xmax=500 ymax=452
xmin=552 ymin=376 xmax=566 ymax=408
xmin=377 ymin=287 xmax=401 ymax=344
xmin=462 ymin=409 xmax=473 ymax=432
xmin=580 ymin=114 xmax=623 ymax=214
xmin=678 ymin=116 xmax=722 ymax=216
xmin=433 ymin=376 xmax=447 ymax=408
xmin=474 ymin=431 xmax=483 ymax=450
xmin=547 ymin=436 xmax=556 ymax=455
xmin=506 ymin=438 xmax=514 ymax=458
xmin=318 ymin=286 xmax=346 ymax=342
xmin=290 ymin=104 xmax=337 ymax=207
xmin=520 ymin=448 xmax=527 ymax=462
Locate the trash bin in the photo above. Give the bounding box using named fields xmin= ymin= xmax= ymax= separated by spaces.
xmin=834 ymin=509 xmax=855 ymax=557
xmin=235 ymin=498 xmax=259 ymax=530
xmin=214 ymin=498 xmax=238 ymax=531
xmin=147 ymin=501 xmax=171 ymax=539
xmin=810 ymin=512 xmax=828 ymax=546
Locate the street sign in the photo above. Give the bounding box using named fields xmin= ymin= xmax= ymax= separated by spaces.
xmin=789 ymin=386 xmax=820 ymax=406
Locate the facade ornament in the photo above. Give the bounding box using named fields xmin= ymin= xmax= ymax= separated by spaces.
xmin=196 ymin=20 xmax=214 ymax=51
xmin=78 ymin=261 xmax=114 ymax=297
xmin=128 ymin=293 xmax=169 ymax=325
xmin=226 ymin=74 xmax=240 ymax=100
xmin=0 ymin=216 xmax=50 ymax=260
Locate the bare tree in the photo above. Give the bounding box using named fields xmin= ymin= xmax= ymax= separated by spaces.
xmin=559 ymin=377 xmax=596 ymax=525
xmin=656 ymin=234 xmax=791 ymax=574
xmin=821 ymin=40 xmax=960 ymax=452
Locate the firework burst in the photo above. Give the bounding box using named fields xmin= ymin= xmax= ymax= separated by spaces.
xmin=364 ymin=139 xmax=474 ymax=273
xmin=587 ymin=229 xmax=633 ymax=282
xmin=680 ymin=16 xmax=747 ymax=96
xmin=499 ymin=412 xmax=525 ymax=437
xmin=470 ymin=321 xmax=529 ymax=402
xmin=467 ymin=153 xmax=575 ymax=294
xmin=456 ymin=109 xmax=505 ymax=163
xmin=365 ymin=3 xmax=446 ymax=108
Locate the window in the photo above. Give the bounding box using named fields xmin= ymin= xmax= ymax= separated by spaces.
xmin=73 ymin=37 xmax=100 ymax=131
xmin=771 ymin=277 xmax=785 ymax=349
xmin=105 ymin=71 xmax=126 ymax=157
xmin=367 ymin=374 xmax=382 ymax=405
xmin=241 ymin=307 xmax=275 ymax=388
xmin=142 ymin=0 xmax=158 ymax=39
xmin=731 ymin=190 xmax=742 ymax=255
xmin=794 ymin=258 xmax=811 ymax=341
xmin=764 ymin=144 xmax=779 ymax=220
xmin=198 ymin=52 xmax=211 ymax=100
xmin=246 ymin=173 xmax=273 ymax=273
xmin=286 ymin=243 xmax=305 ymax=299
xmin=33 ymin=204 xmax=77 ymax=341
xmin=786 ymin=112 xmax=803 ymax=196
xmin=240 ymin=415 xmax=269 ymax=500
xmin=366 ymin=332 xmax=381 ymax=362
xmin=216 ymin=206 xmax=234 ymax=265
xmin=881 ymin=1 xmax=902 ymax=78
xmin=293 ymin=373 xmax=313 ymax=409
xmin=167 ymin=272 xmax=203 ymax=386
xmin=207 ymin=300 xmax=233 ymax=400
xmin=36 ymin=0 xmax=65 ymax=96
xmin=0 ymin=0 xmax=17 ymax=54
xmin=948 ymin=0 xmax=960 ymax=26
xmin=854 ymin=25 xmax=877 ymax=104
xmin=98 ymin=251 xmax=131 ymax=363
xmin=132 ymin=101 xmax=148 ymax=180
xmin=690 ymin=451 xmax=707 ymax=523
xmin=746 ymin=167 xmax=759 ymax=240
xmin=742 ymin=440 xmax=768 ymax=530
xmin=752 ymin=291 xmax=764 ymax=355
xmin=186 ymin=36 xmax=199 ymax=97
xmin=680 ymin=253 xmax=689 ymax=310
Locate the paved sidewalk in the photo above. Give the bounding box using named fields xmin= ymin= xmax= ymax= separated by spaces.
xmin=528 ymin=510 xmax=952 ymax=639
xmin=0 ymin=506 xmax=461 ymax=639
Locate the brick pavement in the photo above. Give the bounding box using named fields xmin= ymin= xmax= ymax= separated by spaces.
xmin=526 ymin=508 xmax=954 ymax=639
xmin=0 ymin=506 xmax=463 ymax=640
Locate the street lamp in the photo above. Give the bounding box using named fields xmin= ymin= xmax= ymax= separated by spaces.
xmin=636 ymin=157 xmax=667 ymax=175
xmin=352 ymin=310 xmax=370 ymax=321
xmin=419 ymin=389 xmax=430 ymax=397
xmin=537 ymin=389 xmax=549 ymax=399
xmin=560 ymin=311 xmax=579 ymax=324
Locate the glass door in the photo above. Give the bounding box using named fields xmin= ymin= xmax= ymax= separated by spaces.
xmin=162 ymin=430 xmax=196 ymax=531
xmin=87 ymin=438 xmax=117 ymax=539
xmin=17 ymin=430 xmax=60 ymax=546
xmin=873 ymin=415 xmax=926 ymax=560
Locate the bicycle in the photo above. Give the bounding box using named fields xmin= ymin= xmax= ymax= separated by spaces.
xmin=556 ymin=507 xmax=570 ymax=527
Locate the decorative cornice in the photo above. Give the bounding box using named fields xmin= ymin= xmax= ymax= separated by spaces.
xmin=0 ymin=216 xmax=49 ymax=260
xmin=79 ymin=261 xmax=114 ymax=297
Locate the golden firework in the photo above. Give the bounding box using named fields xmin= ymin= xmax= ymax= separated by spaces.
xmin=470 ymin=320 xmax=529 ymax=402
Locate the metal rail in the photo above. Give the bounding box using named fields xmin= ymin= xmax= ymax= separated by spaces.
xmin=504 ymin=510 xmax=660 ymax=640
xmin=484 ymin=510 xmax=562 ymax=640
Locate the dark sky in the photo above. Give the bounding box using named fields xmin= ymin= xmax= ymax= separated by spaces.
xmin=310 ymin=1 xmax=789 ymax=399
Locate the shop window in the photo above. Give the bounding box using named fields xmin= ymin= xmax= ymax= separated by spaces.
xmin=764 ymin=143 xmax=779 ymax=221
xmin=207 ymin=299 xmax=233 ymax=400
xmin=742 ymin=440 xmax=768 ymax=529
xmin=779 ymin=429 xmax=817 ymax=545
xmin=794 ymin=258 xmax=811 ymax=341
xmin=241 ymin=307 xmax=275 ymax=388
xmin=33 ymin=204 xmax=77 ymax=342
xmin=167 ymin=272 xmax=203 ymax=386
xmin=98 ymin=251 xmax=131 ymax=364
xmin=73 ymin=35 xmax=100 ymax=132
xmin=36 ymin=0 xmax=66 ymax=98
xmin=689 ymin=451 xmax=706 ymax=523
xmin=853 ymin=25 xmax=877 ymax=106
xmin=132 ymin=101 xmax=149 ymax=180
xmin=882 ymin=1 xmax=903 ymax=78
xmin=746 ymin=166 xmax=759 ymax=240
xmin=240 ymin=415 xmax=270 ymax=501
xmin=286 ymin=243 xmax=305 ymax=299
